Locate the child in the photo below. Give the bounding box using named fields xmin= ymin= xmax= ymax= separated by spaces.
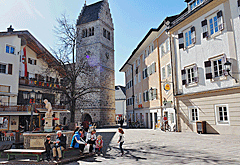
xmin=86 ymin=129 xmax=96 ymax=153
xmin=44 ymin=134 xmax=53 ymax=161
xmin=117 ymin=128 xmax=124 ymax=156
xmin=95 ymin=135 xmax=103 ymax=156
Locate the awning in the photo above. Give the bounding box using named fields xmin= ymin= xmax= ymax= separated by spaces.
xmin=36 ymin=108 xmax=70 ymax=113
xmin=0 ymin=92 xmax=18 ymax=96
xmin=0 ymin=112 xmax=38 ymax=116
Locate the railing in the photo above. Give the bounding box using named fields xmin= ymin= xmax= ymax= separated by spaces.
xmin=19 ymin=79 xmax=61 ymax=89
xmin=0 ymin=104 xmax=66 ymax=112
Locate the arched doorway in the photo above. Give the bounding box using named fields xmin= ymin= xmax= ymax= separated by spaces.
xmin=83 ymin=114 xmax=92 ymax=123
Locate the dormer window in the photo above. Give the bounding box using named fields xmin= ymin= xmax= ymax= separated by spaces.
xmin=189 ymin=0 xmax=204 ymax=11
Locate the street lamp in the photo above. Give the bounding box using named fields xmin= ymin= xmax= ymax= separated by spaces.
xmin=224 ymin=61 xmax=238 ymax=83
xmin=29 ymin=90 xmax=36 ymax=132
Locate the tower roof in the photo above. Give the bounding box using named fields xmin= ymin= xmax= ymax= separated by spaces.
xmin=77 ymin=1 xmax=104 ymax=25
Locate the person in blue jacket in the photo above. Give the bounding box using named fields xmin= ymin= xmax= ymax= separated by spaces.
xmin=70 ymin=129 xmax=86 ymax=155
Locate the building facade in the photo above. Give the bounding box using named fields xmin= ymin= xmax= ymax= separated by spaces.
xmin=75 ymin=0 xmax=115 ymax=126
xmin=0 ymin=26 xmax=69 ymax=131
xmin=120 ymin=17 xmax=177 ymax=129
xmin=115 ymin=85 xmax=126 ymax=122
xmin=169 ymin=0 xmax=240 ymax=134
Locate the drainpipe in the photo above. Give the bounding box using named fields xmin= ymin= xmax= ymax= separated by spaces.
xmin=168 ymin=31 xmax=178 ymax=132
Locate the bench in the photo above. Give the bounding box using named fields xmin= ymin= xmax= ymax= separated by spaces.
xmin=62 ymin=147 xmax=77 ymax=158
xmin=4 ymin=149 xmax=46 ymax=162
xmin=0 ymin=144 xmax=12 ymax=158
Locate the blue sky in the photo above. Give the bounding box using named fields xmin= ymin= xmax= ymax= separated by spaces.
xmin=0 ymin=0 xmax=186 ymax=86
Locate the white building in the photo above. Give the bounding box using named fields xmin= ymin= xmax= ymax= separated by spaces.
xmin=169 ymin=0 xmax=240 ymax=135
xmin=115 ymin=85 xmax=126 ymax=122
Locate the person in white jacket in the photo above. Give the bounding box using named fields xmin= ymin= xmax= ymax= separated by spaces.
xmin=117 ymin=127 xmax=124 ymax=156
xmin=86 ymin=130 xmax=97 ymax=153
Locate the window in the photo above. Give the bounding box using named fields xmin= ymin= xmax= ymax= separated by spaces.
xmin=215 ymin=104 xmax=229 ymax=124
xmin=209 ymin=15 xmax=219 ymax=35
xmin=182 ymin=64 xmax=199 ymax=86
xmin=185 ymin=30 xmax=192 ymax=47
xmin=166 ymin=39 xmax=170 ymax=52
xmin=135 ymin=95 xmax=138 ymax=104
xmin=213 ymin=58 xmax=223 ymax=77
xmin=139 ymin=93 xmax=142 ymax=104
xmin=167 ymin=64 xmax=171 ymax=77
xmin=0 ymin=64 xmax=6 ymax=74
xmin=8 ymin=64 xmax=12 ymax=75
xmin=143 ymin=91 xmax=149 ymax=102
xmin=161 ymin=44 xmax=165 ymax=57
xmin=204 ymin=55 xmax=226 ymax=80
xmin=151 ymin=62 xmax=156 ymax=74
xmin=149 ymin=88 xmax=157 ymax=100
xmin=189 ymin=107 xmax=199 ymax=122
xmin=6 ymin=45 xmax=15 ymax=54
xmin=202 ymin=11 xmax=224 ymax=38
xmin=189 ymin=0 xmax=204 ymax=11
xmin=138 ymin=72 xmax=141 ymax=83
xmin=181 ymin=26 xmax=196 ymax=49
xmin=0 ymin=85 xmax=10 ymax=93
xmin=103 ymin=28 xmax=110 ymax=40
xmin=143 ymin=68 xmax=148 ymax=79
xmin=28 ymin=58 xmax=37 ymax=65
xmin=162 ymin=67 xmax=166 ymax=80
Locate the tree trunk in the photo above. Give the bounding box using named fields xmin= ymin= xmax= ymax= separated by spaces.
xmin=70 ymin=99 xmax=76 ymax=123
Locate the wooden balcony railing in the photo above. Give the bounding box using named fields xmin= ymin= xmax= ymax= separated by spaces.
xmin=19 ymin=79 xmax=61 ymax=89
xmin=0 ymin=104 xmax=66 ymax=112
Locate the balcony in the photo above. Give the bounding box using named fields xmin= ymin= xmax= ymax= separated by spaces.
xmin=0 ymin=104 xmax=66 ymax=112
xmin=19 ymin=78 xmax=61 ymax=90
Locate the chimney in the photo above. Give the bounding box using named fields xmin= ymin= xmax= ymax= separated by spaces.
xmin=7 ymin=25 xmax=14 ymax=32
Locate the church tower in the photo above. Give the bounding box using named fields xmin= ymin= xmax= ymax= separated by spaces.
xmin=76 ymin=0 xmax=115 ymax=125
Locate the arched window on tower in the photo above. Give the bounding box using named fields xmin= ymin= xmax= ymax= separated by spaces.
xmin=92 ymin=27 xmax=94 ymax=36
xmin=107 ymin=32 xmax=110 ymax=40
xmin=89 ymin=28 xmax=92 ymax=36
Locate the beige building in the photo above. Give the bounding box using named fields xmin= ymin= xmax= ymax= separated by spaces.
xmin=169 ymin=0 xmax=240 ymax=135
xmin=0 ymin=26 xmax=69 ymax=131
xmin=120 ymin=17 xmax=177 ymax=129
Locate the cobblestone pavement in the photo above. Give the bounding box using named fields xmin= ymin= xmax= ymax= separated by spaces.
xmin=68 ymin=128 xmax=240 ymax=165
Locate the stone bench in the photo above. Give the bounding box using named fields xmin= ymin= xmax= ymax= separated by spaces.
xmin=4 ymin=149 xmax=46 ymax=162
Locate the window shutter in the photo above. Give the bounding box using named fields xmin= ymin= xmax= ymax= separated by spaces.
xmin=145 ymin=68 xmax=148 ymax=77
xmin=222 ymin=55 xmax=228 ymax=76
xmin=8 ymin=64 xmax=13 ymax=75
xmin=153 ymin=89 xmax=157 ymax=99
xmin=181 ymin=69 xmax=187 ymax=85
xmin=178 ymin=33 xmax=184 ymax=49
xmin=204 ymin=61 xmax=212 ymax=79
xmin=238 ymin=0 xmax=240 ymax=17
xmin=143 ymin=92 xmax=145 ymax=102
xmin=149 ymin=90 xmax=152 ymax=101
xmin=34 ymin=60 xmax=37 ymax=65
xmin=28 ymin=58 xmax=31 ymax=64
xmin=193 ymin=65 xmax=199 ymax=83
xmin=135 ymin=67 xmax=138 ymax=74
xmin=148 ymin=66 xmax=152 ymax=75
xmin=201 ymin=19 xmax=208 ymax=38
xmin=142 ymin=70 xmax=145 ymax=79
xmin=217 ymin=10 xmax=224 ymax=31
xmin=191 ymin=26 xmax=196 ymax=44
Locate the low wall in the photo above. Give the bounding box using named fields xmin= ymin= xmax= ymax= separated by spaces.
xmin=23 ymin=131 xmax=74 ymax=149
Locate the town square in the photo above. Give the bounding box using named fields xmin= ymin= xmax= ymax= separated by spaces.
xmin=0 ymin=0 xmax=240 ymax=164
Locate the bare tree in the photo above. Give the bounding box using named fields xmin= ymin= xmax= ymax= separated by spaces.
xmin=45 ymin=13 xmax=100 ymax=123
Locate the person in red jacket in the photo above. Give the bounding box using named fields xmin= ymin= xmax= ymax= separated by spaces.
xmin=95 ymin=135 xmax=103 ymax=156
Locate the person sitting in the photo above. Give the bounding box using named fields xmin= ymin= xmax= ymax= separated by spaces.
xmin=70 ymin=128 xmax=87 ymax=155
xmin=52 ymin=131 xmax=66 ymax=161
xmin=95 ymin=135 xmax=103 ymax=156
xmin=86 ymin=130 xmax=96 ymax=153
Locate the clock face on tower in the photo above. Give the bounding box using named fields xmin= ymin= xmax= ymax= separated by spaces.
xmin=85 ymin=51 xmax=91 ymax=59
xmin=105 ymin=52 xmax=109 ymax=60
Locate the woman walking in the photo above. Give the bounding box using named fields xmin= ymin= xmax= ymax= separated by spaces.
xmin=117 ymin=128 xmax=124 ymax=156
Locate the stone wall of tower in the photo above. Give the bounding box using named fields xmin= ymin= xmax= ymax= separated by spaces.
xmin=75 ymin=0 xmax=115 ymax=126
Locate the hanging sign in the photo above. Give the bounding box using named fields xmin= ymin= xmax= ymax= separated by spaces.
xmin=164 ymin=83 xmax=171 ymax=91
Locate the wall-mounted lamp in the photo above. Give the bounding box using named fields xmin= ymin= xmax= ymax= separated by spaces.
xmin=224 ymin=61 xmax=238 ymax=83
